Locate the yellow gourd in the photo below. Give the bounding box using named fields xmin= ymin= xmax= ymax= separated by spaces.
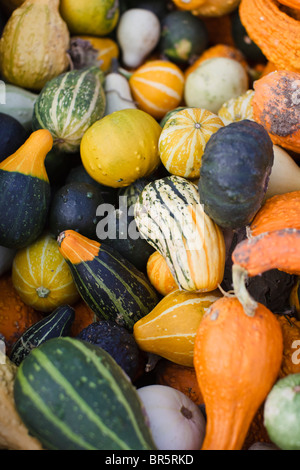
xmin=0 ymin=0 xmax=70 ymax=91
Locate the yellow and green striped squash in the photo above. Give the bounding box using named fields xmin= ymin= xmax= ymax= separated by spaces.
xmin=133 ymin=289 xmax=222 ymax=367
xmin=218 ymin=89 xmax=255 ymax=126
xmin=32 ymin=67 xmax=106 ymax=153
xmin=159 ymin=107 xmax=224 ymax=179
xmin=12 ymin=233 xmax=80 ymax=313
xmin=129 ymin=60 xmax=185 ymax=120
xmin=134 ymin=175 xmax=226 ymax=292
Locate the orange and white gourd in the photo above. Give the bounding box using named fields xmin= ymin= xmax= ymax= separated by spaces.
xmin=129 ymin=60 xmax=185 ymax=120
xmin=159 ymin=107 xmax=224 ymax=179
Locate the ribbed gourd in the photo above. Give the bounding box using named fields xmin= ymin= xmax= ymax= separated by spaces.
xmin=134 ymin=175 xmax=226 ymax=292
xmin=0 ymin=0 xmax=70 ymax=92
xmin=32 ymin=67 xmax=106 ymax=153
xmin=0 ymin=130 xmax=52 ymax=249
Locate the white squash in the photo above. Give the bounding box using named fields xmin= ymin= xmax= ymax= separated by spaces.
xmin=184 ymin=57 xmax=249 ymax=114
xmin=265 ymin=145 xmax=300 ymax=199
xmin=0 ymin=246 xmax=16 ymax=276
xmin=104 ymin=73 xmax=137 ymax=116
xmin=137 ymin=384 xmax=206 ymax=450
xmin=117 ymin=9 xmax=161 ymax=69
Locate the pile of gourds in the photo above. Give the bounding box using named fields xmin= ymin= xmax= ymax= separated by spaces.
xmin=0 ymin=0 xmax=300 ymax=451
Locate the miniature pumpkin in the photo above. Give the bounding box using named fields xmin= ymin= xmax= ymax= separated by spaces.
xmin=12 ymin=233 xmax=80 ymax=313
xmin=252 ymin=70 xmax=300 ymax=153
xmin=239 ymin=0 xmax=300 ymax=73
xmin=155 ymin=359 xmax=204 ymax=406
xmin=0 ymin=274 xmax=43 ymax=355
xmin=146 ymin=251 xmax=177 ymax=297
xmin=194 ymin=296 xmax=283 ymax=450
xmin=232 ymin=229 xmax=300 ymax=317
xmin=159 ymin=108 xmax=224 ymax=179
xmin=129 ymin=60 xmax=185 ymax=120
xmin=249 ymin=191 xmax=300 ymax=237
xmin=184 ymin=44 xmax=248 ymax=80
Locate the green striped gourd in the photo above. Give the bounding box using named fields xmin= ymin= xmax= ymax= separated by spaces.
xmin=14 ymin=337 xmax=156 ymax=450
xmin=0 ymin=130 xmax=52 ymax=249
xmin=159 ymin=108 xmax=224 ymax=179
xmin=10 ymin=305 xmax=75 ymax=366
xmin=134 ymin=175 xmax=226 ymax=292
xmin=57 ymin=230 xmax=159 ymax=331
xmin=32 ymin=67 xmax=106 ymax=153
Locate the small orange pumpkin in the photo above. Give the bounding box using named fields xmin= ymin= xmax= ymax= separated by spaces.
xmin=194 ymin=296 xmax=283 ymax=450
xmin=129 ymin=60 xmax=185 ymax=120
xmin=252 ymin=70 xmax=300 ymax=153
xmin=146 ymin=251 xmax=177 ymax=297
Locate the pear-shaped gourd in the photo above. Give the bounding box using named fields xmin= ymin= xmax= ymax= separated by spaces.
xmin=117 ymin=9 xmax=161 ymax=69
xmin=0 ymin=0 xmax=70 ymax=92
xmin=0 ymin=130 xmax=52 ymax=249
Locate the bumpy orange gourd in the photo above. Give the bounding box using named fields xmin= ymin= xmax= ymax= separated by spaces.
xmin=155 ymin=360 xmax=204 ymax=406
xmin=239 ymin=0 xmax=300 ymax=73
xmin=194 ymin=296 xmax=283 ymax=450
xmin=184 ymin=44 xmax=248 ymax=79
xmin=249 ymin=191 xmax=300 ymax=237
xmin=276 ymin=314 xmax=300 ymax=378
xmin=252 ymin=70 xmax=300 ymax=153
xmin=146 ymin=251 xmax=177 ymax=297
xmin=0 ymin=274 xmax=43 ymax=355
xmin=232 ymin=229 xmax=300 ymax=317
xmin=129 ymin=60 xmax=185 ymax=120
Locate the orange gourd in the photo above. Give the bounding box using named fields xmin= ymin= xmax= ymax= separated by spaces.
xmin=173 ymin=0 xmax=241 ymax=16
xmin=155 ymin=359 xmax=204 ymax=406
xmin=239 ymin=0 xmax=300 ymax=73
xmin=193 ymin=296 xmax=283 ymax=450
xmin=0 ymin=274 xmax=43 ymax=355
xmin=249 ymin=191 xmax=300 ymax=237
xmin=129 ymin=60 xmax=185 ymax=120
xmin=146 ymin=251 xmax=177 ymax=297
xmin=184 ymin=44 xmax=248 ymax=80
xmin=277 ymin=0 xmax=300 ymax=8
xmin=232 ymin=229 xmax=300 ymax=317
xmin=276 ymin=314 xmax=300 ymax=378
xmin=70 ymin=299 xmax=95 ymax=337
xmin=252 ymin=70 xmax=300 ymax=153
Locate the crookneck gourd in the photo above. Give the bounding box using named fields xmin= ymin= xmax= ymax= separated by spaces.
xmin=134 ymin=175 xmax=226 ymax=292
xmin=232 ymin=228 xmax=300 ymax=316
xmin=239 ymin=0 xmax=300 ymax=73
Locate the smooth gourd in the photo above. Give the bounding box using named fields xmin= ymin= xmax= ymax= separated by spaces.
xmin=117 ymin=8 xmax=161 ymax=69
xmin=0 ymin=85 xmax=38 ymax=132
xmin=265 ymin=145 xmax=300 ymax=199
xmin=104 ymin=73 xmax=137 ymax=116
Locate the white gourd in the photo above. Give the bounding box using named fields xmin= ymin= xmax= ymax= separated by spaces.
xmin=117 ymin=9 xmax=161 ymax=69
xmin=104 ymin=73 xmax=137 ymax=116
xmin=265 ymin=145 xmax=300 ymax=199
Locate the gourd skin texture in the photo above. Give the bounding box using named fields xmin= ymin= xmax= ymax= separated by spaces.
xmin=0 ymin=0 xmax=70 ymax=91
xmin=194 ymin=296 xmax=283 ymax=450
xmin=239 ymin=0 xmax=300 ymax=73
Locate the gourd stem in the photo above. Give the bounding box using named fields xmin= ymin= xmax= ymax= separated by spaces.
xmin=36 ymin=286 xmax=50 ymax=298
xmin=118 ymin=67 xmax=133 ymax=80
xmin=232 ymin=264 xmax=258 ymax=317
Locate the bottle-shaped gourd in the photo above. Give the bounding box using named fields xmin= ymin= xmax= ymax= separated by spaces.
xmin=0 ymin=130 xmax=53 ymax=249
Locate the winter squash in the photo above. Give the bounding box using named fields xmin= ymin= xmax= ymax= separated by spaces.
xmin=12 ymin=233 xmax=80 ymax=313
xmin=135 ymin=175 xmax=226 ymax=292
xmin=80 ymin=108 xmax=162 ymax=188
xmin=184 ymin=57 xmax=249 ymax=114
xmin=0 ymin=274 xmax=43 ymax=355
xmin=218 ymin=89 xmax=254 ymax=125
xmin=249 ymin=191 xmax=300 ymax=237
xmin=129 ymin=60 xmax=185 ymax=120
xmin=137 ymin=385 xmax=206 ymax=450
xmin=155 ymin=360 xmax=204 ymax=406
xmin=133 ymin=288 xmax=222 ymax=366
xmin=232 ymin=229 xmax=300 ymax=317
xmin=252 ymin=70 xmax=300 ymax=153
xmin=117 ymin=8 xmax=161 ymax=69
xmin=184 ymin=44 xmax=248 ymax=80
xmin=193 ymin=296 xmax=283 ymax=450
xmin=159 ymin=108 xmax=224 ymax=179
xmin=239 ymin=0 xmax=300 ymax=73
xmin=146 ymin=251 xmax=177 ymax=297
xmin=0 ymin=0 xmax=70 ymax=91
